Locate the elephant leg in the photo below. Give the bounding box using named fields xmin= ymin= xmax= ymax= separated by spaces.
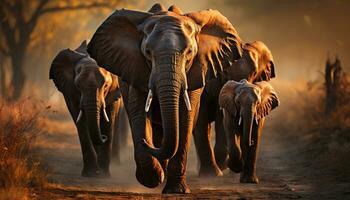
xmin=193 ymin=94 xmax=222 ymax=177
xmin=117 ymin=104 xmax=129 ymax=150
xmin=162 ymin=88 xmax=202 ymax=194
xmin=214 ymin=110 xmax=228 ymax=170
xmin=120 ymin=81 xmax=164 ymax=188
xmin=111 ymin=101 xmax=122 ymax=165
xmin=240 ymin=118 xmax=264 ymax=184
xmin=222 ymin=110 xmax=242 ymax=173
xmin=96 ymin=100 xmax=120 ymax=177
xmin=228 ymin=133 xmax=243 ymax=173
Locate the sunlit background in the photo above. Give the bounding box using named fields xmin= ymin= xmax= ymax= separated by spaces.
xmin=1 ymin=0 xmax=349 ymax=108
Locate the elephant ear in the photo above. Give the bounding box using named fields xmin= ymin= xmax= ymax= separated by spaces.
xmin=186 ymin=9 xmax=242 ymax=90
xmin=255 ymin=81 xmax=279 ymax=119
xmin=75 ymin=40 xmax=89 ymax=55
xmin=168 ymin=5 xmax=183 ymax=15
xmin=148 ymin=3 xmax=166 ymax=13
xmin=49 ymin=48 xmax=86 ymax=97
xmin=219 ymin=80 xmax=241 ymax=116
xmin=105 ymin=73 xmax=121 ymax=105
xmin=88 ymin=9 xmax=152 ymax=92
xmin=245 ymin=41 xmax=276 ymax=82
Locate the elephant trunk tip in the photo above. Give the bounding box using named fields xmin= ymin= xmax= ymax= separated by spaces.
xmin=141 ymin=139 xmax=177 ymax=160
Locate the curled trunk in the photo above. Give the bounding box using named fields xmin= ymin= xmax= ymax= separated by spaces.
xmin=143 ymin=65 xmax=182 ymax=160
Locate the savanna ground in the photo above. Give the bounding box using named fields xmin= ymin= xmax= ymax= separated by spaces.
xmin=1 ymin=79 xmax=350 ymax=200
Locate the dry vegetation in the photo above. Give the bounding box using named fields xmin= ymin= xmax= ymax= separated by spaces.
xmin=0 ymin=98 xmax=49 ymax=199
xmin=272 ymin=67 xmax=350 ymax=176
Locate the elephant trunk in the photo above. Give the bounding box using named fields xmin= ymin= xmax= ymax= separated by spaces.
xmin=83 ymin=92 xmax=107 ymax=145
xmin=242 ymin=109 xmax=254 ymax=147
xmin=143 ymin=53 xmax=183 ymax=160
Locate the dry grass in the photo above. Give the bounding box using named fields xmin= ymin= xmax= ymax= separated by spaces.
xmin=271 ymin=75 xmax=350 ymax=175
xmin=0 ymin=98 xmax=49 ymax=199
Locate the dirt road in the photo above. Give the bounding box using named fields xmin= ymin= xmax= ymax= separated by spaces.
xmin=36 ymin=120 xmax=348 ymax=199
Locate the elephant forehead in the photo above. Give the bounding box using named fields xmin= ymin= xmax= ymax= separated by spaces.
xmin=143 ymin=12 xmax=194 ymax=32
xmin=77 ymin=57 xmax=97 ymax=66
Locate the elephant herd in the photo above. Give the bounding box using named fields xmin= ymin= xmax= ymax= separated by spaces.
xmin=49 ymin=4 xmax=279 ymax=194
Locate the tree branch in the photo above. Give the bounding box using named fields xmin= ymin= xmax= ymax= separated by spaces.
xmin=28 ymin=0 xmax=50 ymax=26
xmin=39 ymin=2 xmax=116 ymax=15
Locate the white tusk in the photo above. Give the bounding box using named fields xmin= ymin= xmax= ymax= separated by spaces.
xmin=76 ymin=110 xmax=83 ymax=123
xmin=238 ymin=116 xmax=242 ymax=126
xmin=183 ymin=90 xmax=192 ymax=111
xmin=103 ymin=108 xmax=110 ymax=122
xmin=145 ymin=89 xmax=153 ymax=112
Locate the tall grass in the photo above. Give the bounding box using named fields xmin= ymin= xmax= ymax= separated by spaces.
xmin=0 ymin=98 xmax=48 ymax=199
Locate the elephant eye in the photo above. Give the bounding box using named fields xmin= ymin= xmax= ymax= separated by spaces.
xmin=144 ymin=47 xmax=152 ymax=59
xmin=188 ymin=48 xmax=192 ymax=54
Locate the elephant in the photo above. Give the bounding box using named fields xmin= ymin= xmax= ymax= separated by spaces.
xmin=219 ymin=79 xmax=279 ymax=183
xmin=49 ymin=41 xmax=122 ymax=177
xmin=111 ymin=101 xmax=131 ymax=164
xmin=193 ymin=41 xmax=276 ymax=176
xmin=86 ymin=3 xmax=242 ymax=193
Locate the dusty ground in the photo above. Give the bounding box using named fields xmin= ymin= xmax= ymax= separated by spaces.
xmin=34 ymin=119 xmax=350 ymax=200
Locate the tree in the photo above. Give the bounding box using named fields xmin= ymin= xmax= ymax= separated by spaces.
xmin=325 ymin=56 xmax=348 ymax=115
xmin=0 ymin=0 xmax=124 ymax=101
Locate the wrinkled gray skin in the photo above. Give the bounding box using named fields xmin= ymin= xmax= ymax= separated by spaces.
xmin=219 ymin=79 xmax=279 ymax=183
xmin=87 ymin=4 xmax=242 ymax=193
xmin=49 ymin=41 xmax=121 ymax=177
xmin=193 ymin=41 xmax=276 ymax=177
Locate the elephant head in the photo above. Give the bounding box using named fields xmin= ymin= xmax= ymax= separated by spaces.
xmin=50 ymin=41 xmax=120 ymax=145
xmin=87 ymin=6 xmax=242 ymax=160
xmin=224 ymin=41 xmax=275 ymax=83
xmin=219 ymin=79 xmax=279 ymax=147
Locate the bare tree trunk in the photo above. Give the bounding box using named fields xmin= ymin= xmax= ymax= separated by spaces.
xmin=9 ymin=49 xmax=26 ymax=101
xmin=0 ymin=54 xmax=7 ymax=98
xmin=325 ymin=57 xmax=343 ymax=115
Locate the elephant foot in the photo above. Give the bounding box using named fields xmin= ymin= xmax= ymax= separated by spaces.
xmin=162 ymin=179 xmax=190 ymax=194
xmin=240 ymin=173 xmax=259 ymax=184
xmin=136 ymin=158 xmax=164 ymax=188
xmin=198 ymin=165 xmax=223 ymax=177
xmin=99 ymin=169 xmax=111 ymax=178
xmin=214 ymin=149 xmax=228 ymax=170
xmin=81 ymin=168 xmax=101 ymax=177
xmin=160 ymin=159 xmax=169 ymax=175
xmin=227 ymin=158 xmax=243 ymax=173
xmin=216 ymin=160 xmax=228 ymax=171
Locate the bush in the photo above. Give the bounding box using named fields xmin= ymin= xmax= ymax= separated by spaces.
xmin=272 ymin=72 xmax=350 ymax=163
xmin=0 ymin=98 xmax=48 ymax=199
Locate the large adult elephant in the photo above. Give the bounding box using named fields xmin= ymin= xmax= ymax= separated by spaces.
xmin=87 ymin=4 xmax=242 ymax=193
xmin=193 ymin=41 xmax=276 ymax=176
xmin=50 ymin=41 xmax=121 ymax=177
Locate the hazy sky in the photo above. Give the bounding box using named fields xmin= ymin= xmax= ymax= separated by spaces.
xmin=141 ymin=0 xmax=350 ymax=81
xmin=24 ymin=0 xmax=349 ymax=100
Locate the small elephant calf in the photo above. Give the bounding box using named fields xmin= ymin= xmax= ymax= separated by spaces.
xmin=50 ymin=41 xmax=122 ymax=177
xmin=219 ymin=79 xmax=279 ymax=183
